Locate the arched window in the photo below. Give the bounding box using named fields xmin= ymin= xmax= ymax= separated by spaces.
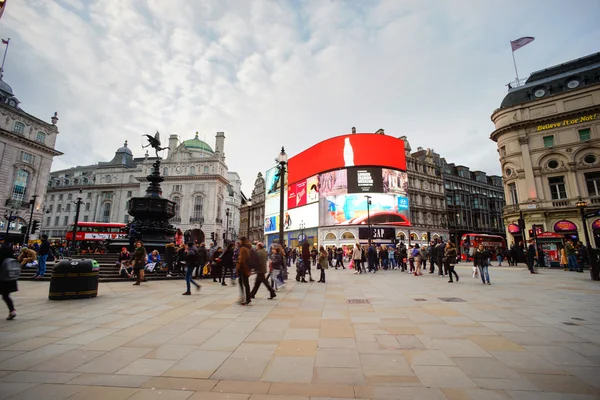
xmin=203 ymin=165 xmax=209 ymax=174
xmin=341 ymin=232 xmax=355 ymax=239
xmin=172 ymin=196 xmax=181 ymax=221
xmin=324 ymin=233 xmax=337 ymax=240
xmin=189 ymin=166 xmax=196 ymax=175
xmin=102 ymin=202 xmax=111 ymax=223
xmin=397 ymin=232 xmax=406 ymax=241
xmin=35 ymin=131 xmax=46 ymax=143
xmin=163 ymin=167 xmax=169 ymax=176
xmin=421 ymin=233 xmax=428 ymax=241
xmin=13 ymin=122 xmax=25 ymax=134
xmin=410 ymin=233 xmax=418 ymax=241
xmin=192 ymin=196 xmax=203 ymax=221
xmin=12 ymin=169 xmax=30 ymax=202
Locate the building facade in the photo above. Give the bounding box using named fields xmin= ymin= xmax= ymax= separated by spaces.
xmin=239 ymin=172 xmax=265 ymax=244
xmin=0 ymin=77 xmax=62 ymax=242
xmin=399 ymin=137 xmax=449 ymax=246
xmin=43 ymin=132 xmax=242 ymax=247
xmin=491 ymin=52 xmax=600 ymax=248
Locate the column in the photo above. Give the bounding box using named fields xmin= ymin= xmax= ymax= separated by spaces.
xmin=518 ymin=136 xmax=538 ymax=201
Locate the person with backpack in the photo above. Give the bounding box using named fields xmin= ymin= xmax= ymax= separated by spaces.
xmin=182 ymin=242 xmax=201 ymax=295
xmin=250 ymin=242 xmax=276 ymax=300
xmin=0 ymin=245 xmax=19 ymax=320
xmin=236 ymin=237 xmax=253 ymax=305
xmin=411 ymin=244 xmax=421 ymax=275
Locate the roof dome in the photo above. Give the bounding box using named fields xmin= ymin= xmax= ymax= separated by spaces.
xmin=0 ymin=79 xmax=13 ymax=96
xmin=116 ymin=140 xmax=133 ymax=155
xmin=183 ymin=132 xmax=214 ymax=153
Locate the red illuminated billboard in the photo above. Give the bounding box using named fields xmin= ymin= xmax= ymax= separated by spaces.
xmin=287 ymin=134 xmax=406 ymax=184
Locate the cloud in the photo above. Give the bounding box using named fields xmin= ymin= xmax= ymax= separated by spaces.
xmin=3 ymin=0 xmax=600 ymax=196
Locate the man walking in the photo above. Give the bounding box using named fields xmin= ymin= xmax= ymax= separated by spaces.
xmin=565 ymin=239 xmax=577 ymax=272
xmin=435 ymin=239 xmax=445 ymax=276
xmin=194 ymin=243 xmax=208 ymax=278
xmin=183 ymin=242 xmax=201 ymax=295
xmin=526 ymin=239 xmax=537 ymax=274
xmin=250 ymin=243 xmax=276 ymax=300
xmin=35 ymin=234 xmax=50 ymax=279
xmin=335 ymin=246 xmax=345 ymax=269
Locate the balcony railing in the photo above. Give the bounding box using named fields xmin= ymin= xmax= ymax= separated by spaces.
xmin=190 ymin=217 xmax=204 ymax=224
xmin=552 ymin=200 xmax=570 ymax=208
xmin=216 ymin=218 xmax=223 ymax=224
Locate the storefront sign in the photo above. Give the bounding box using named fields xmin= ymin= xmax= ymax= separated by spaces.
xmin=537 ymin=113 xmax=597 ymax=131
xmin=358 ymin=227 xmax=395 ymax=240
xmin=526 ymin=203 xmax=537 ymax=209
xmin=592 ymin=218 xmax=600 ymax=230
xmin=508 ymin=223 xmax=520 ymax=233
xmin=553 ymin=220 xmax=577 ymax=232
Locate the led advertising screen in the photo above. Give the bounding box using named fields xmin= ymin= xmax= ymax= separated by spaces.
xmin=288 ymin=175 xmax=319 ymax=210
xmin=265 ymin=203 xmax=319 ymax=233
xmin=265 ymin=166 xmax=287 ymax=199
xmin=382 ymin=169 xmax=408 ymax=195
xmin=347 ymin=167 xmax=384 ymax=193
xmin=319 ymin=170 xmax=348 ymax=197
xmin=287 ymin=134 xmax=407 ymax=184
xmin=319 ymin=193 xmax=410 ymax=227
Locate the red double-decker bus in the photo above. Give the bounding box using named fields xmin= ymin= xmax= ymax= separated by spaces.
xmin=65 ymin=222 xmax=127 ymax=243
xmin=460 ymin=233 xmax=506 ymax=261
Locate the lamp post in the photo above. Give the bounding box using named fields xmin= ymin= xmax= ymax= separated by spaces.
xmin=3 ymin=209 xmax=16 ymax=237
xmin=576 ymin=197 xmax=592 ymax=249
xmin=365 ymin=195 xmax=372 ymax=244
xmin=277 ymin=147 xmax=288 ymax=247
xmin=225 ymin=208 xmax=230 ymax=245
xmin=24 ymin=194 xmax=38 ymax=245
xmin=70 ymin=190 xmax=84 ymax=252
xmin=299 ymin=220 xmax=305 ymax=245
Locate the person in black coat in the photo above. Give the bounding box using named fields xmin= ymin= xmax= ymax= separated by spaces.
xmin=0 ymin=245 xmax=18 ymax=320
xmin=526 ymin=240 xmax=537 ymax=274
xmin=219 ymin=243 xmax=235 ymax=286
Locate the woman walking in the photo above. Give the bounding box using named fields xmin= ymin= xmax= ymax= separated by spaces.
xmin=412 ymin=244 xmax=421 ymax=276
xmin=352 ymin=243 xmax=362 ymax=274
xmin=0 ymin=245 xmax=18 ymax=320
xmin=445 ymin=242 xmax=459 ymax=283
xmin=270 ymin=244 xmax=285 ymax=288
xmin=318 ymin=246 xmax=328 ymax=283
xmin=132 ymin=241 xmax=147 ymax=286
xmin=473 ymin=244 xmax=491 ymax=285
xmin=302 ymin=242 xmax=314 ymax=282
xmin=219 ymin=243 xmax=235 ymax=286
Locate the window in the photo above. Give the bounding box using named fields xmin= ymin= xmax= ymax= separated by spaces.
xmin=585 ymin=172 xmax=600 ymax=197
xmin=163 ymin=167 xmax=169 ymax=176
xmin=83 ymin=215 xmax=89 ymax=222
xmin=21 ymin=152 xmax=34 ymax=164
xmin=123 ymin=215 xmax=129 ymax=223
xmin=398 ymin=233 xmax=406 ymax=241
xmin=173 ymin=185 xmax=182 ymax=192
xmin=85 ymin=203 xmax=90 ymax=211
xmin=193 ymin=196 xmax=204 ymax=220
xmin=36 ymin=131 xmax=46 ymax=143
xmin=548 ymin=176 xmax=567 ymax=200
xmin=189 ymin=166 xmax=196 ymax=175
xmin=13 ymin=121 xmax=25 ymax=134
xmin=508 ymin=183 xmax=518 ymax=204
xmin=66 ymin=204 xmax=71 ymax=212
xmin=203 ymin=166 xmax=209 ymax=174
xmin=172 ymin=197 xmax=181 ymax=220
xmin=58 ymin=194 xmax=63 ymax=200
xmin=67 ymin=194 xmax=72 ymax=200
xmin=11 ymin=169 xmax=29 ymax=202
xmin=500 ymin=146 xmax=506 ymax=157
xmin=46 ymin=217 xmax=51 ymax=226
xmin=126 ymin=191 xmax=132 ymax=198
xmin=63 ymin=216 xmax=69 ymax=225
xmin=50 ymin=195 xmax=55 ymax=201
xmin=102 ymin=203 xmax=111 ymax=222
xmin=54 ymin=216 xmax=59 ymax=226
xmin=543 ymin=135 xmax=554 ymax=148
xmin=579 ymin=128 xmax=591 ymax=142
xmin=87 ymin=192 xmax=92 ymax=198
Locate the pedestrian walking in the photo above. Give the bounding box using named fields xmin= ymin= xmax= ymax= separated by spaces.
xmin=269 ymin=244 xmax=285 ymax=289
xmin=132 ymin=241 xmax=147 ymax=286
xmin=473 ymin=244 xmax=491 ymax=284
xmin=565 ymin=239 xmax=578 ymax=272
xmin=182 ymin=242 xmax=201 ymax=295
xmin=526 ymin=240 xmax=538 ymax=274
xmin=250 ymin=243 xmax=276 ymax=300
xmin=317 ymin=246 xmax=328 ymax=283
xmin=335 ymin=247 xmax=345 ymax=269
xmin=0 ymin=245 xmax=18 ymax=320
xmin=236 ymin=237 xmax=253 ymax=305
xmin=302 ymin=241 xmax=314 ymax=281
xmin=435 ymin=240 xmax=445 ymax=276
xmin=445 ymin=242 xmax=459 ymax=283
xmin=219 ymin=243 xmax=235 ymax=285
xmin=412 ymin=244 xmax=422 ymax=276
xmin=35 ymin=234 xmax=50 ymax=279
xmin=352 ymin=243 xmax=362 ymax=274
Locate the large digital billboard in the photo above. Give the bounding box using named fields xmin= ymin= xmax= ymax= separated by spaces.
xmin=287 ymin=134 xmax=407 ymax=184
xmin=382 ymin=168 xmax=408 ymax=195
xmin=347 ymin=167 xmax=384 ymax=193
xmin=288 ymin=175 xmax=319 ymax=210
xmin=265 ymin=203 xmax=319 ymax=233
xmin=319 ymin=193 xmax=410 ymax=227
xmin=319 ymin=170 xmax=348 ymax=197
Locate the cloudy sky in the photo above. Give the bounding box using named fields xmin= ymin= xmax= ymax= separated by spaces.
xmin=2 ymin=0 xmax=599 ymax=194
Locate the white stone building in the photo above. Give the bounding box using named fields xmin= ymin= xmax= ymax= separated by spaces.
xmin=0 ymin=77 xmax=62 ymax=242
xmin=43 ymin=132 xmax=242 ymax=247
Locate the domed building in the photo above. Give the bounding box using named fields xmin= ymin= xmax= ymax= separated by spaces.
xmin=0 ymin=76 xmax=62 ymax=243
xmin=43 ymin=132 xmax=242 ymax=247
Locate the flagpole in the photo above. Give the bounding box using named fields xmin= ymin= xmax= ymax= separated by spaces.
xmin=511 ymin=41 xmax=519 ymax=84
xmin=1 ymin=37 xmax=10 ymax=79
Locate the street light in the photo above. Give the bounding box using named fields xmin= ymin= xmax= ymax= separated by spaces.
xmin=277 ymin=147 xmax=288 ymax=247
xmin=365 ymin=195 xmax=372 ymax=244
xmin=576 ymin=197 xmax=591 ymax=248
xmin=299 ymin=220 xmax=305 ymax=244
xmin=70 ymin=190 xmax=84 ymax=251
xmin=24 ymin=194 xmax=38 ymax=245
xmin=225 ymin=208 xmax=230 ymax=245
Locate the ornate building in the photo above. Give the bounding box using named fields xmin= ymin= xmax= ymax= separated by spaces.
xmin=0 ymin=76 xmax=62 ymax=242
xmin=43 ymin=132 xmax=242 ymax=246
xmin=491 ymin=52 xmax=600 ymax=247
xmin=239 ymin=172 xmax=265 ymax=244
xmin=400 ymin=137 xmax=449 ymax=246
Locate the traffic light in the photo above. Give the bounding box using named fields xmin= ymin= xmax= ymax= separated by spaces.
xmin=31 ymin=220 xmax=40 ymax=234
xmin=20 ymin=225 xmax=28 ymax=234
xmin=210 ymin=232 xmax=215 ymax=241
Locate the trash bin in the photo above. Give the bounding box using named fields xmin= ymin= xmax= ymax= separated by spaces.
xmin=49 ymin=259 xmax=100 ymax=300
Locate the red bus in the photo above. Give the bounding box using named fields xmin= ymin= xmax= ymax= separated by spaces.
xmin=460 ymin=233 xmax=506 ymax=261
xmin=65 ymin=222 xmax=127 ymax=243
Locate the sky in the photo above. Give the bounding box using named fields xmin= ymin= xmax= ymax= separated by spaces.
xmin=1 ymin=0 xmax=599 ymax=195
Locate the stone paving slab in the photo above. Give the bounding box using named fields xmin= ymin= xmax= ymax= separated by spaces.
xmin=0 ymin=266 xmax=599 ymax=399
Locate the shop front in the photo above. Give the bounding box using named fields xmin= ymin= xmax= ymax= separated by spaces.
xmin=507 ymin=223 xmax=523 ymax=244
xmin=592 ymin=219 xmax=600 ymax=248
xmin=536 ymin=232 xmax=564 ymax=268
xmin=553 ymin=220 xmax=580 ymax=242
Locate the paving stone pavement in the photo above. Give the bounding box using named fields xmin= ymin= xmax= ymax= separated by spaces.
xmin=0 ymin=265 xmax=599 ymax=400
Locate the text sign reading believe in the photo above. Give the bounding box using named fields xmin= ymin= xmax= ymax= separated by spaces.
xmin=537 ymin=113 xmax=597 ymax=131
